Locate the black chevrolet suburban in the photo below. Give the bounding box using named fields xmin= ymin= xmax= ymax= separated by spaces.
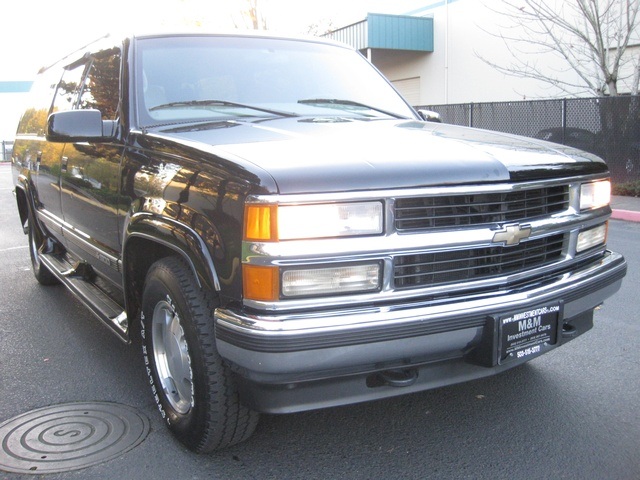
xmin=11 ymin=32 xmax=627 ymax=452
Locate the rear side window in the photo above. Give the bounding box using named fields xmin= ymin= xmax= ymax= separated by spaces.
xmin=16 ymin=67 xmax=63 ymax=136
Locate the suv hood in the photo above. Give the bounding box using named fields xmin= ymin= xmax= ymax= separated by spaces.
xmin=153 ymin=117 xmax=608 ymax=195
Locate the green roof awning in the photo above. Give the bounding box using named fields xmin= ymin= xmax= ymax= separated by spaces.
xmin=325 ymin=13 xmax=434 ymax=53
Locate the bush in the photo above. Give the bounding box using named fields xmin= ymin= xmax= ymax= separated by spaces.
xmin=613 ymin=180 xmax=640 ymax=197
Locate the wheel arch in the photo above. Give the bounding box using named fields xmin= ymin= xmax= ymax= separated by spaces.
xmin=14 ymin=178 xmax=33 ymax=232
xmin=122 ymin=213 xmax=221 ymax=332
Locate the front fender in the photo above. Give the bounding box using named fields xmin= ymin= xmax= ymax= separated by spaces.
xmin=124 ymin=212 xmax=221 ymax=293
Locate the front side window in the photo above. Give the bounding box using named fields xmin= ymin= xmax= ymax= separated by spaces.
xmin=135 ymin=35 xmax=416 ymax=127
xmin=78 ymin=47 xmax=121 ymax=120
xmin=49 ymin=46 xmax=121 ymax=120
xmin=52 ymin=62 xmax=86 ymax=114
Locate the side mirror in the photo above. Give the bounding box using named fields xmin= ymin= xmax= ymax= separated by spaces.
xmin=46 ymin=109 xmax=115 ymax=143
xmin=417 ymin=109 xmax=443 ymax=123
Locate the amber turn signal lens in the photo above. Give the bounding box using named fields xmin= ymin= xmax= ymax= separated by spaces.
xmin=244 ymin=205 xmax=277 ymax=241
xmin=243 ymin=264 xmax=280 ymax=301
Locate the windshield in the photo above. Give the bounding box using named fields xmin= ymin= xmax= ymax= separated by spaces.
xmin=135 ymin=35 xmax=416 ymax=127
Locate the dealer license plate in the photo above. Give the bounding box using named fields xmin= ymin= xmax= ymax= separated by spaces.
xmin=498 ymin=303 xmax=560 ymax=364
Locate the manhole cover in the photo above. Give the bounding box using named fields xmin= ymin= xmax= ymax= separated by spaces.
xmin=0 ymin=402 xmax=149 ymax=474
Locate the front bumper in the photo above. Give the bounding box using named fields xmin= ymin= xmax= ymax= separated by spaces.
xmin=215 ymin=251 xmax=626 ymax=413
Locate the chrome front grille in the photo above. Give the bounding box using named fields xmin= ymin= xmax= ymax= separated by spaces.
xmin=394 ymin=186 xmax=569 ymax=232
xmin=394 ymin=234 xmax=566 ymax=290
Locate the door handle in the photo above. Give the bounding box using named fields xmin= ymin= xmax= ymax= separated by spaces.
xmin=61 ymin=156 xmax=68 ymax=173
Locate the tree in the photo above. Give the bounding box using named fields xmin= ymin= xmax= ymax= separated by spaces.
xmin=306 ymin=19 xmax=335 ymax=36
xmin=479 ymin=0 xmax=640 ymax=97
xmin=234 ymin=0 xmax=268 ymax=30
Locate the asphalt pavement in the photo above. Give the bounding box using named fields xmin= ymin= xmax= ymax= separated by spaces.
xmin=0 ymin=163 xmax=639 ymax=480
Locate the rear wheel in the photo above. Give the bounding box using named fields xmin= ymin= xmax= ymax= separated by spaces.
xmin=27 ymin=215 xmax=59 ymax=286
xmin=140 ymin=256 xmax=258 ymax=452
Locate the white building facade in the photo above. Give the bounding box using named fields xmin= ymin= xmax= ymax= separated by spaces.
xmin=325 ymin=0 xmax=640 ymax=106
xmin=0 ymin=83 xmax=33 ymax=144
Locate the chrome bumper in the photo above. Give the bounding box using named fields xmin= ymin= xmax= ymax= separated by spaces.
xmin=215 ymin=251 xmax=626 ymax=411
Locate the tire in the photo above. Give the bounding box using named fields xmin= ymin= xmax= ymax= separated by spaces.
xmin=27 ymin=214 xmax=60 ymax=286
xmin=140 ymin=256 xmax=258 ymax=452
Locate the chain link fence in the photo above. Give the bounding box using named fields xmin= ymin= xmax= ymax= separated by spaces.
xmin=417 ymin=96 xmax=640 ymax=186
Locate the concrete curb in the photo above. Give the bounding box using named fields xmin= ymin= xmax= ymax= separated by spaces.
xmin=611 ymin=209 xmax=640 ymax=223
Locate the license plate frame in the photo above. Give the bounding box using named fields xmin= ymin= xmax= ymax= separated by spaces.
xmin=497 ymin=302 xmax=562 ymax=365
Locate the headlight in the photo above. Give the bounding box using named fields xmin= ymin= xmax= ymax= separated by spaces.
xmin=244 ymin=201 xmax=383 ymax=241
xmin=577 ymin=223 xmax=607 ymax=253
xmin=580 ymin=180 xmax=610 ymax=210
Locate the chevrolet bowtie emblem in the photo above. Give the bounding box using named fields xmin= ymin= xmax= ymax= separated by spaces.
xmin=492 ymin=223 xmax=531 ymax=246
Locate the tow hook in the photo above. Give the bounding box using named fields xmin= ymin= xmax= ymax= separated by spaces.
xmin=378 ymin=368 xmax=418 ymax=388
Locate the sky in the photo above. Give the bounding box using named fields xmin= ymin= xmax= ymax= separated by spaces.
xmin=0 ymin=0 xmax=433 ymax=139
xmin=1 ymin=0 xmax=428 ymax=81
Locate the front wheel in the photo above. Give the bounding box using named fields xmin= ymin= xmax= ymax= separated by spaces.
xmin=140 ymin=257 xmax=258 ymax=452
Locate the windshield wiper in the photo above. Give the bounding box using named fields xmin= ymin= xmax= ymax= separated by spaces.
xmin=149 ymin=99 xmax=299 ymax=118
xmin=297 ymin=98 xmax=410 ymax=119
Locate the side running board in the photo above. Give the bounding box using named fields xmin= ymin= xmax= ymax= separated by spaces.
xmin=38 ymin=252 xmax=129 ymax=342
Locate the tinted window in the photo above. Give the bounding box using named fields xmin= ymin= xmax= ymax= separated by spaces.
xmin=135 ymin=35 xmax=415 ymax=126
xmin=16 ymin=67 xmax=63 ymax=136
xmin=52 ymin=62 xmax=86 ymax=114
xmin=79 ymin=48 xmax=121 ymax=120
